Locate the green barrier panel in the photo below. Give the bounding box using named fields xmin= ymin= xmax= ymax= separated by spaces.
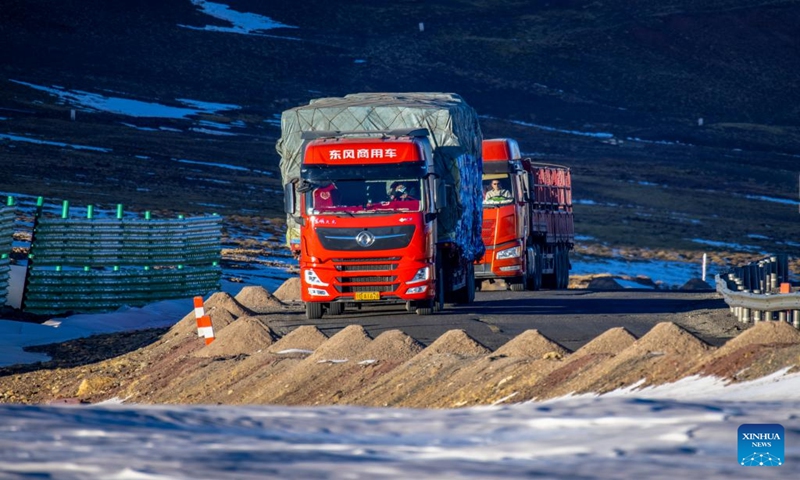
xmin=0 ymin=202 xmax=14 ymax=306
xmin=23 ymin=209 xmax=223 ymax=314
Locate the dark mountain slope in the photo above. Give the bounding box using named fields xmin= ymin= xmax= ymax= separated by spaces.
xmin=0 ymin=0 xmax=797 ymax=254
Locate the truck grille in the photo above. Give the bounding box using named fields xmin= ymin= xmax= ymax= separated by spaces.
xmin=336 ymin=276 xmax=396 ymax=283
xmin=335 ymin=284 xmax=398 ymax=293
xmin=332 ymin=257 xmax=401 ymax=263
xmin=317 ymin=226 xmax=415 ymax=251
xmin=333 ymin=257 xmax=400 ymax=272
xmin=331 ymin=257 xmax=401 ymax=294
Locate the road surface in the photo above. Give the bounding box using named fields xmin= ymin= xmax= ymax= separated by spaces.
xmin=267 ymin=288 xmax=742 ymax=352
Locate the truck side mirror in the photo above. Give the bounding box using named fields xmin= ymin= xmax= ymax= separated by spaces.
xmin=283 ymin=183 xmax=296 ymax=215
xmin=434 ymin=180 xmax=449 ymax=211
xmin=284 ymin=183 xmax=306 ymax=226
xmin=521 ymin=174 xmax=531 ymax=202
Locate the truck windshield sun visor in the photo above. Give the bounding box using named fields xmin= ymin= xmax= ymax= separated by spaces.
xmin=301 ymin=163 xmax=426 ymax=182
xmin=483 ymin=162 xmax=512 ymax=174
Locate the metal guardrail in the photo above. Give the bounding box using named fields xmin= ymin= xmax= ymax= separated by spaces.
xmin=0 ymin=202 xmax=13 ymax=306
xmin=715 ymin=254 xmax=799 ymax=329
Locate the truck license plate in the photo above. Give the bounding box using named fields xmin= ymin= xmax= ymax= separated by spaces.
xmin=354 ymin=292 xmax=380 ymax=301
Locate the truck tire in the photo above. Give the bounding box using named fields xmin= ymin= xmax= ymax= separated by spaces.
xmin=526 ymin=246 xmax=542 ymax=291
xmin=469 ymin=263 xmax=476 ymax=302
xmin=559 ymin=250 xmax=571 ymax=289
xmin=415 ymin=301 xmax=434 ymax=315
xmin=509 ymin=277 xmax=525 ymax=291
xmin=454 ymin=262 xmax=475 ymax=304
xmin=434 ymin=256 xmax=445 ymax=312
xmin=328 ymin=302 xmax=345 ymax=315
xmin=306 ymin=302 xmax=324 ymax=320
xmin=552 ymin=248 xmax=569 ymax=290
xmin=543 ymin=246 xmax=563 ymax=290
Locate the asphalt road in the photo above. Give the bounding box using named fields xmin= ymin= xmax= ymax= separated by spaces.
xmin=267 ymin=288 xmax=742 ymax=352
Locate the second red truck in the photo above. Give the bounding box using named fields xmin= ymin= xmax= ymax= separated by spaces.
xmin=476 ymin=138 xmax=575 ymax=291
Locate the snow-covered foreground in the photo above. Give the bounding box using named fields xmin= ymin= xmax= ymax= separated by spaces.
xmin=1 ymin=373 xmax=798 ymax=479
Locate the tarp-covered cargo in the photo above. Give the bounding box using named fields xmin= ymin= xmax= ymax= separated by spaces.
xmin=277 ymin=92 xmax=485 ymax=261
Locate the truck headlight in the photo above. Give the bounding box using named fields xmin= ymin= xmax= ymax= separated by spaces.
xmin=406 ymin=266 xmax=430 ymax=284
xmin=308 ymin=288 xmax=329 ymax=296
xmin=496 ymin=246 xmax=521 ymax=259
xmin=304 ymin=269 xmax=328 ymax=287
xmin=406 ymin=285 xmax=428 ymax=294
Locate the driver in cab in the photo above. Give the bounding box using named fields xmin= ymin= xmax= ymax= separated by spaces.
xmin=483 ymin=180 xmax=511 ymax=203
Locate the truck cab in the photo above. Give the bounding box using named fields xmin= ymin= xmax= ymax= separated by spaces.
xmin=475 ymin=138 xmax=533 ymax=291
xmin=284 ymin=129 xmax=446 ymax=319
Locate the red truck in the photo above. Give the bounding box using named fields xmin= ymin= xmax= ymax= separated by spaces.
xmin=476 ymin=138 xmax=574 ymax=291
xmin=278 ymin=93 xmax=484 ymax=319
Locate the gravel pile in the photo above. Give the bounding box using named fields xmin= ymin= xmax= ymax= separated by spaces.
xmin=1 ymin=278 xmax=799 ymax=408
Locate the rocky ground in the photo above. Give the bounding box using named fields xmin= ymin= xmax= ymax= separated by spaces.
xmin=1 ymin=281 xmax=798 ymax=407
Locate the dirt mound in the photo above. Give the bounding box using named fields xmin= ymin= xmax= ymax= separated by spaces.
xmin=534 ymin=322 xmax=713 ymax=400
xmin=520 ymin=329 xmax=639 ymax=401
xmin=234 ymin=286 xmax=284 ymax=313
xmin=267 ymin=326 xmax=328 ymax=354
xmin=716 ymin=321 xmax=800 ymax=353
xmin=587 ymin=275 xmax=623 ymax=290
xmin=248 ymin=326 xmax=373 ymax=405
xmin=168 ymin=310 xmax=205 ymax=338
xmin=204 ymin=291 xmax=251 ymax=317
xmin=356 ymin=330 xmax=425 ymax=362
xmin=692 ymin=321 xmax=800 ymax=381
xmin=493 ymin=330 xmax=569 ymax=358
xmin=583 ymin=322 xmax=711 ymax=394
xmin=273 ymin=277 xmax=301 ymax=303
xmin=680 ymin=278 xmax=713 ymax=291
xmin=263 ymin=330 xmax=423 ymax=407
xmin=5 ymin=301 xmax=800 ymax=408
xmin=167 ymin=305 xmax=237 ymax=338
xmin=428 ymin=354 xmax=565 ymax=408
xmin=195 ymin=316 xmax=278 ymax=358
xmin=627 ymin=322 xmax=710 ymax=357
xmin=525 ymin=353 xmax=613 ymax=400
xmin=337 ymin=330 xmax=491 ymax=407
xmin=629 ymin=275 xmax=658 ymax=289
xmin=307 ymin=325 xmax=373 ymax=363
xmin=208 ymin=307 xmax=238 ymax=331
xmin=418 ymin=329 xmax=491 ymax=358
xmin=573 ymin=327 xmax=637 ymax=357
xmin=257 ymin=330 xmax=428 ymax=406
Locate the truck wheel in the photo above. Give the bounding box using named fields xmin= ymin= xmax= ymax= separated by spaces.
xmin=509 ymin=277 xmax=525 ymax=291
xmin=543 ymin=246 xmax=560 ymax=289
xmin=416 ymin=299 xmax=437 ymax=315
xmin=526 ymin=246 xmax=542 ymax=291
xmin=556 ymin=248 xmax=567 ymax=289
xmin=306 ymin=302 xmax=324 ymax=320
xmin=454 ymin=262 xmax=475 ymax=304
xmin=560 ymin=251 xmax=571 ymax=289
xmin=434 ymin=257 xmax=445 ymax=311
xmin=465 ymin=263 xmax=476 ymax=303
xmin=328 ymin=302 xmax=344 ymax=315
